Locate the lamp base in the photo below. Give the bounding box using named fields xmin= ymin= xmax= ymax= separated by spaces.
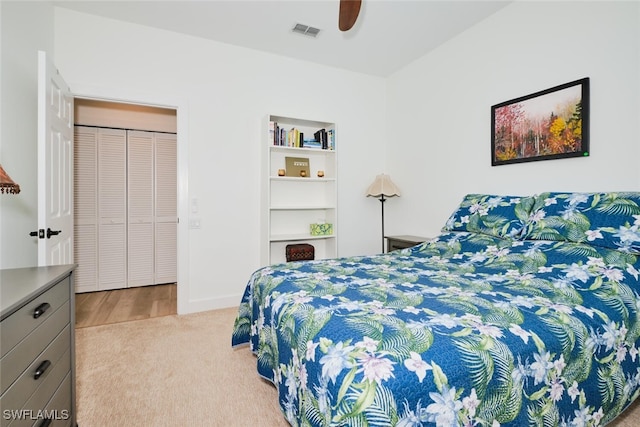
xmin=379 ymin=195 xmax=386 ymax=253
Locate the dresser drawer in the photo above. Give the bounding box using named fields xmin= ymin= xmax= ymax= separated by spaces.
xmin=1 ymin=277 xmax=69 ymax=358
xmin=38 ymin=373 xmax=72 ymax=427
xmin=0 ymin=325 xmax=70 ymax=426
xmin=4 ymin=372 xmax=72 ymax=427
xmin=0 ymin=302 xmax=70 ymax=395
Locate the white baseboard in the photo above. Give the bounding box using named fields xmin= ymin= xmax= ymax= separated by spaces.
xmin=178 ymin=294 xmax=243 ymax=315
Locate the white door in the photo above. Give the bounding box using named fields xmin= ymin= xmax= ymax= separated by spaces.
xmin=97 ymin=129 xmax=127 ymax=290
xmin=37 ymin=50 xmax=74 ymax=266
xmin=127 ymin=130 xmax=155 ymax=287
xmin=154 ymin=132 xmax=178 ymax=284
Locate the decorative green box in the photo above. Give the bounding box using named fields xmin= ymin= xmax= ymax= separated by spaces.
xmin=310 ymin=223 xmax=333 ymax=236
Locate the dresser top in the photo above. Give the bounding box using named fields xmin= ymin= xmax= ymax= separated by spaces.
xmin=0 ymin=265 xmax=75 ymax=320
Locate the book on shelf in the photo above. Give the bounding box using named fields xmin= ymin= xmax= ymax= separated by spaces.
xmin=304 ymin=139 xmax=322 ymax=149
xmin=287 ymin=128 xmax=303 ymax=148
xmin=270 ymin=121 xmax=276 ymax=145
xmin=328 ymin=129 xmax=335 ymax=150
xmin=269 ymin=121 xmax=291 ymax=147
xmin=269 ymin=121 xmax=334 ymax=150
xmin=270 ymin=121 xmax=284 ymax=146
xmin=314 ymin=129 xmax=327 ymax=150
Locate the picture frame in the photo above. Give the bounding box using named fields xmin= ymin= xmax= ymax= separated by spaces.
xmin=285 ymin=156 xmax=310 ymax=177
xmin=491 ymin=77 xmax=590 ymax=166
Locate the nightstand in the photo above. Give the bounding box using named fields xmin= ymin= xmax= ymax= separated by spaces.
xmin=385 ymin=235 xmax=429 ymax=252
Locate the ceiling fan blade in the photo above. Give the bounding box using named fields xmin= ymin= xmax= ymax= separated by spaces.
xmin=339 ymin=0 xmax=361 ymax=32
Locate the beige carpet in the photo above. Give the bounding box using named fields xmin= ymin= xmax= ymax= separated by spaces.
xmin=75 ymin=307 xmax=288 ymax=426
xmin=76 ymin=307 xmax=640 ymax=426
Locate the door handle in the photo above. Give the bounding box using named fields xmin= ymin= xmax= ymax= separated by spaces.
xmin=46 ymin=228 xmax=61 ymax=239
xmin=29 ymin=229 xmax=45 ymax=239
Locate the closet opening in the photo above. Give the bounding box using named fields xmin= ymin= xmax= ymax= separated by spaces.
xmin=73 ymin=98 xmax=178 ymax=324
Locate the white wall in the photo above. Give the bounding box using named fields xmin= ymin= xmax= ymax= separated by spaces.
xmin=0 ymin=1 xmax=54 ymax=269
xmin=385 ymin=1 xmax=640 ymax=238
xmin=3 ymin=1 xmax=638 ymax=314
xmin=50 ymin=7 xmax=387 ymax=312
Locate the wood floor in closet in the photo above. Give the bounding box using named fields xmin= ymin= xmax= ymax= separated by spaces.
xmin=75 ymin=283 xmax=177 ymax=328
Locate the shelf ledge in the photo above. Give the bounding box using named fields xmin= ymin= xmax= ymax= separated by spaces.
xmin=270 ymin=146 xmax=336 ymax=153
xmin=270 ymin=234 xmax=335 ymax=242
xmin=270 ymin=206 xmax=335 ymax=210
xmin=270 ymin=177 xmax=335 ymax=182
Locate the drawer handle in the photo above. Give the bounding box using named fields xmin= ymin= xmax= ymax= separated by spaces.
xmin=33 ymin=302 xmax=51 ymax=319
xmin=34 ymin=360 xmax=51 ymax=380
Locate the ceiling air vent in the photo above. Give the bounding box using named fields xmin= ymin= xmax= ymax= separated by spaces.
xmin=292 ymin=23 xmax=321 ymax=38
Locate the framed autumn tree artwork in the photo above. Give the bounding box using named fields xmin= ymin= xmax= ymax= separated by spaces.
xmin=491 ymin=78 xmax=590 ymax=166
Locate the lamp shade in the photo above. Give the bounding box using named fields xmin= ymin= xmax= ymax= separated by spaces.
xmin=365 ymin=174 xmax=400 ymax=198
xmin=0 ymin=164 xmax=20 ymax=194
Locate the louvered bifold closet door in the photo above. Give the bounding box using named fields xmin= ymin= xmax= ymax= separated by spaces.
xmin=154 ymin=133 xmax=177 ymax=284
xmin=127 ymin=131 xmax=155 ymax=287
xmin=74 ymin=126 xmax=98 ymax=292
xmin=98 ymin=128 xmax=128 ymax=290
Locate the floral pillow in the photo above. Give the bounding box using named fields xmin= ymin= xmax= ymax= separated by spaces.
xmin=521 ymin=192 xmax=640 ymax=254
xmin=443 ymin=194 xmax=534 ymax=239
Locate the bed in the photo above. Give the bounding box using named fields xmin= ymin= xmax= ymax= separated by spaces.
xmin=232 ymin=192 xmax=640 ymax=426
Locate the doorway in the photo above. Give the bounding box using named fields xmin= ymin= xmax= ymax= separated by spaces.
xmin=73 ymin=99 xmax=178 ymax=297
xmin=69 ymin=83 xmax=189 ymax=315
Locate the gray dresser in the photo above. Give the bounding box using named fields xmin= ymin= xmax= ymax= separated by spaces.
xmin=1 ymin=265 xmax=76 ymax=427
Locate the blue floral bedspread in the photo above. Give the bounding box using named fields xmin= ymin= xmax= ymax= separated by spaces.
xmin=232 ymin=231 xmax=640 ymax=426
